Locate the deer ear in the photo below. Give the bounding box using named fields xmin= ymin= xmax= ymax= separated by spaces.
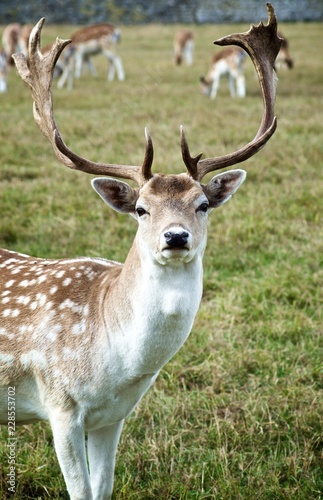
xmin=91 ymin=178 xmax=139 ymax=213
xmin=203 ymin=169 xmax=246 ymax=208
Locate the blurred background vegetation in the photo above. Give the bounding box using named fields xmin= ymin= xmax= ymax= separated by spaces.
xmin=0 ymin=0 xmax=323 ymax=25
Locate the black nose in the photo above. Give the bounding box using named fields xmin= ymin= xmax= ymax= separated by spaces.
xmin=164 ymin=231 xmax=189 ymax=248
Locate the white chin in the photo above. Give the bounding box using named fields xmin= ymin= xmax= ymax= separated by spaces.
xmin=157 ymin=248 xmax=192 ymax=265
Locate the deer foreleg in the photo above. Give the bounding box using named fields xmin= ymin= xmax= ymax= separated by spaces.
xmin=210 ymin=75 xmax=220 ymax=99
xmin=57 ymin=60 xmax=74 ymax=90
xmin=85 ymin=56 xmax=97 ymax=76
xmin=236 ymin=74 xmax=246 ymax=97
xmin=74 ymin=52 xmax=84 ymax=79
xmin=88 ymin=420 xmax=124 ymax=500
xmin=107 ymin=54 xmax=125 ymax=81
xmin=184 ymin=41 xmax=194 ymax=66
xmin=49 ymin=409 xmax=92 ymax=500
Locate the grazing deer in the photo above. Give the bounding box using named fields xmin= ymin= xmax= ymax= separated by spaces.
xmin=41 ymin=41 xmax=76 ymax=91
xmin=0 ymin=4 xmax=281 ymax=499
xmin=57 ymin=23 xmax=124 ymax=90
xmin=275 ymin=31 xmax=294 ymax=70
xmin=0 ymin=49 xmax=7 ymax=93
xmin=1 ymin=23 xmax=32 ymax=92
xmin=174 ymin=29 xmax=194 ymax=65
xmin=200 ymin=46 xmax=247 ymax=99
xmin=2 ymin=23 xmax=32 ymax=65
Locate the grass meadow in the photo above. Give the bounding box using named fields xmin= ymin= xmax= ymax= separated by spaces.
xmin=0 ymin=18 xmax=322 ymax=499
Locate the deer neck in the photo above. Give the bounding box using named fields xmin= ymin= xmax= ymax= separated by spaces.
xmin=102 ymin=238 xmax=204 ymax=373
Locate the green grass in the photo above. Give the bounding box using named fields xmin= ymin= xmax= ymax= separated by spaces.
xmin=0 ymin=19 xmax=322 ymax=499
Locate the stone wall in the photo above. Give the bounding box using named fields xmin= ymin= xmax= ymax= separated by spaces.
xmin=0 ymin=0 xmax=322 ymax=25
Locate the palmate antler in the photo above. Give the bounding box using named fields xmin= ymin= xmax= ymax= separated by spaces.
xmin=13 ymin=3 xmax=281 ymax=186
xmin=182 ymin=2 xmax=282 ymax=181
xmin=13 ymin=19 xmax=153 ymax=187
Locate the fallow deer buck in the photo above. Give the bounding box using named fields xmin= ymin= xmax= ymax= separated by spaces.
xmin=174 ymin=29 xmax=194 ymax=66
xmin=57 ymin=23 xmax=124 ymax=90
xmin=200 ymin=46 xmax=247 ymax=98
xmin=0 ymin=4 xmax=281 ymax=499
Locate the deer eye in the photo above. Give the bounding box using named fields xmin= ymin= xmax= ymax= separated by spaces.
xmin=196 ymin=203 xmax=209 ymax=213
xmin=136 ymin=207 xmax=148 ymax=217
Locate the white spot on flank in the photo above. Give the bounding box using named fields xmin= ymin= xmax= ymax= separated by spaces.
xmin=71 ymin=319 xmax=86 ymax=335
xmin=50 ymin=285 xmax=58 ymax=295
xmin=1 ymin=297 xmax=10 ymax=304
xmin=5 ymin=280 xmax=15 ymax=288
xmin=0 ymin=353 xmax=15 ymax=364
xmin=63 ymin=277 xmax=72 ymax=286
xmin=47 ymin=329 xmax=59 ymax=342
xmin=4 ymin=258 xmax=19 ymax=265
xmin=21 ymin=350 xmax=47 ymax=370
xmin=11 ymin=267 xmax=23 ymax=274
xmin=17 ymin=295 xmax=31 ymax=306
xmin=62 ymin=347 xmax=76 ymax=360
xmin=2 ymin=309 xmax=11 ymax=317
xmin=36 ymin=293 xmax=47 ymax=307
xmin=55 ymin=270 xmax=65 ymax=278
xmin=19 ymin=279 xmax=36 ymax=288
xmin=59 ymin=299 xmax=84 ymax=314
xmin=53 ymin=368 xmax=62 ymax=379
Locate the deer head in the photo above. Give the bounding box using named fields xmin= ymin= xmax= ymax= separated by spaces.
xmin=13 ymin=3 xmax=281 ymax=268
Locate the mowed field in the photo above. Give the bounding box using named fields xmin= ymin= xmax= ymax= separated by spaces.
xmin=0 ymin=18 xmax=322 ymax=499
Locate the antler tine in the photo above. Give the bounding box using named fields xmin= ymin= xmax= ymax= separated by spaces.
xmin=142 ymin=127 xmax=154 ymax=182
xmin=189 ymin=3 xmax=282 ymax=182
xmin=180 ymin=126 xmax=203 ymax=180
xmin=53 ymin=128 xmax=153 ymax=186
xmin=13 ymin=18 xmax=71 ymax=162
xmin=13 ymin=18 xmax=152 ymax=187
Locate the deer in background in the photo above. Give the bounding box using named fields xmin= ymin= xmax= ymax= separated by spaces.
xmin=0 ymin=4 xmax=281 ymax=499
xmin=57 ymin=23 xmax=125 ymax=90
xmin=1 ymin=23 xmax=32 ymax=92
xmin=200 ymin=46 xmax=247 ymax=98
xmin=174 ymin=29 xmax=194 ymax=65
xmin=2 ymin=23 xmax=32 ymax=65
xmin=275 ymin=31 xmax=294 ymax=70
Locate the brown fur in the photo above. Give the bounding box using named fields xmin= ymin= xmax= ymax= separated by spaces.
xmin=71 ymin=24 xmax=117 ymax=44
xmin=0 ymin=249 xmax=122 ymax=390
xmin=210 ymin=47 xmax=242 ymax=65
